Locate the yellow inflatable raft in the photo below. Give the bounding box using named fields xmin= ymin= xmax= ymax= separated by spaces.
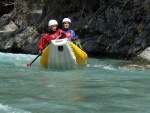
xmin=40 ymin=38 xmax=88 ymax=69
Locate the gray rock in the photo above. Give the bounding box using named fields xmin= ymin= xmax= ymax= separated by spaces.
xmin=0 ymin=21 xmax=19 ymax=33
xmin=136 ymin=47 xmax=150 ymax=63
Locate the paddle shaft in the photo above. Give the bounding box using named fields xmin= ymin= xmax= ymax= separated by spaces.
xmin=77 ymin=39 xmax=83 ymax=49
xmin=27 ymin=54 xmax=40 ymax=66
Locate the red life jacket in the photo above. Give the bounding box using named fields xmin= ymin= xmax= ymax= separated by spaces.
xmin=61 ymin=32 xmax=72 ymax=39
xmin=38 ymin=29 xmax=62 ymax=50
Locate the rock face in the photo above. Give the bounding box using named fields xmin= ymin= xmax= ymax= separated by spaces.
xmin=0 ymin=0 xmax=42 ymax=54
xmin=0 ymin=0 xmax=150 ymax=58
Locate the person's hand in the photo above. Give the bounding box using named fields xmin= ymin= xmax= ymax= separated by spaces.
xmin=38 ymin=50 xmax=42 ymax=55
xmin=71 ymin=35 xmax=78 ymax=41
xmin=74 ymin=35 xmax=78 ymax=40
xmin=61 ymin=31 xmax=66 ymax=35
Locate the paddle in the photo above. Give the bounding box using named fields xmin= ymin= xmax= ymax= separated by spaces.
xmin=26 ymin=34 xmax=62 ymax=66
xmin=74 ymin=35 xmax=83 ymax=49
xmin=77 ymin=38 xmax=83 ymax=49
xmin=26 ymin=54 xmax=41 ymax=66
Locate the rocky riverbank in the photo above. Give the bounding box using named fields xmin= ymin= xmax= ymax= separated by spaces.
xmin=0 ymin=0 xmax=150 ymax=62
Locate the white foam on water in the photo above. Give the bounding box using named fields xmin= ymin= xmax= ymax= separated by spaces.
xmin=0 ymin=104 xmax=31 ymax=113
xmin=0 ymin=52 xmax=39 ymax=68
xmin=0 ymin=52 xmax=36 ymax=60
xmin=15 ymin=63 xmax=27 ymax=67
xmin=0 ymin=104 xmax=9 ymax=110
xmin=46 ymin=84 xmax=57 ymax=88
xmin=103 ymin=65 xmax=115 ymax=70
xmin=119 ymin=65 xmax=146 ymax=71
xmin=92 ymin=64 xmax=115 ymax=71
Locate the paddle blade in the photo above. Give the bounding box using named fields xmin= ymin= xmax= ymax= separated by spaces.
xmin=26 ymin=62 xmax=32 ymax=66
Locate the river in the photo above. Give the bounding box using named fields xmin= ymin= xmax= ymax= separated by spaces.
xmin=0 ymin=52 xmax=150 ymax=113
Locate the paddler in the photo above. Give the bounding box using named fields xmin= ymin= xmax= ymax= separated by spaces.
xmin=38 ymin=19 xmax=64 ymax=55
xmin=61 ymin=18 xmax=82 ymax=48
xmin=61 ymin=18 xmax=77 ymax=42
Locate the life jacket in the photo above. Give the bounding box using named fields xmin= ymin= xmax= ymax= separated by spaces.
xmin=47 ymin=33 xmax=60 ymax=42
xmin=38 ymin=29 xmax=62 ymax=50
xmin=61 ymin=32 xmax=72 ymax=39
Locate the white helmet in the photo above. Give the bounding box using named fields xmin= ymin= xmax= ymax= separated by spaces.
xmin=48 ymin=20 xmax=58 ymax=26
xmin=62 ymin=18 xmax=71 ymax=23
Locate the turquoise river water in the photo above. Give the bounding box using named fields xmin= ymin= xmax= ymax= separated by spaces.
xmin=0 ymin=52 xmax=150 ymax=113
